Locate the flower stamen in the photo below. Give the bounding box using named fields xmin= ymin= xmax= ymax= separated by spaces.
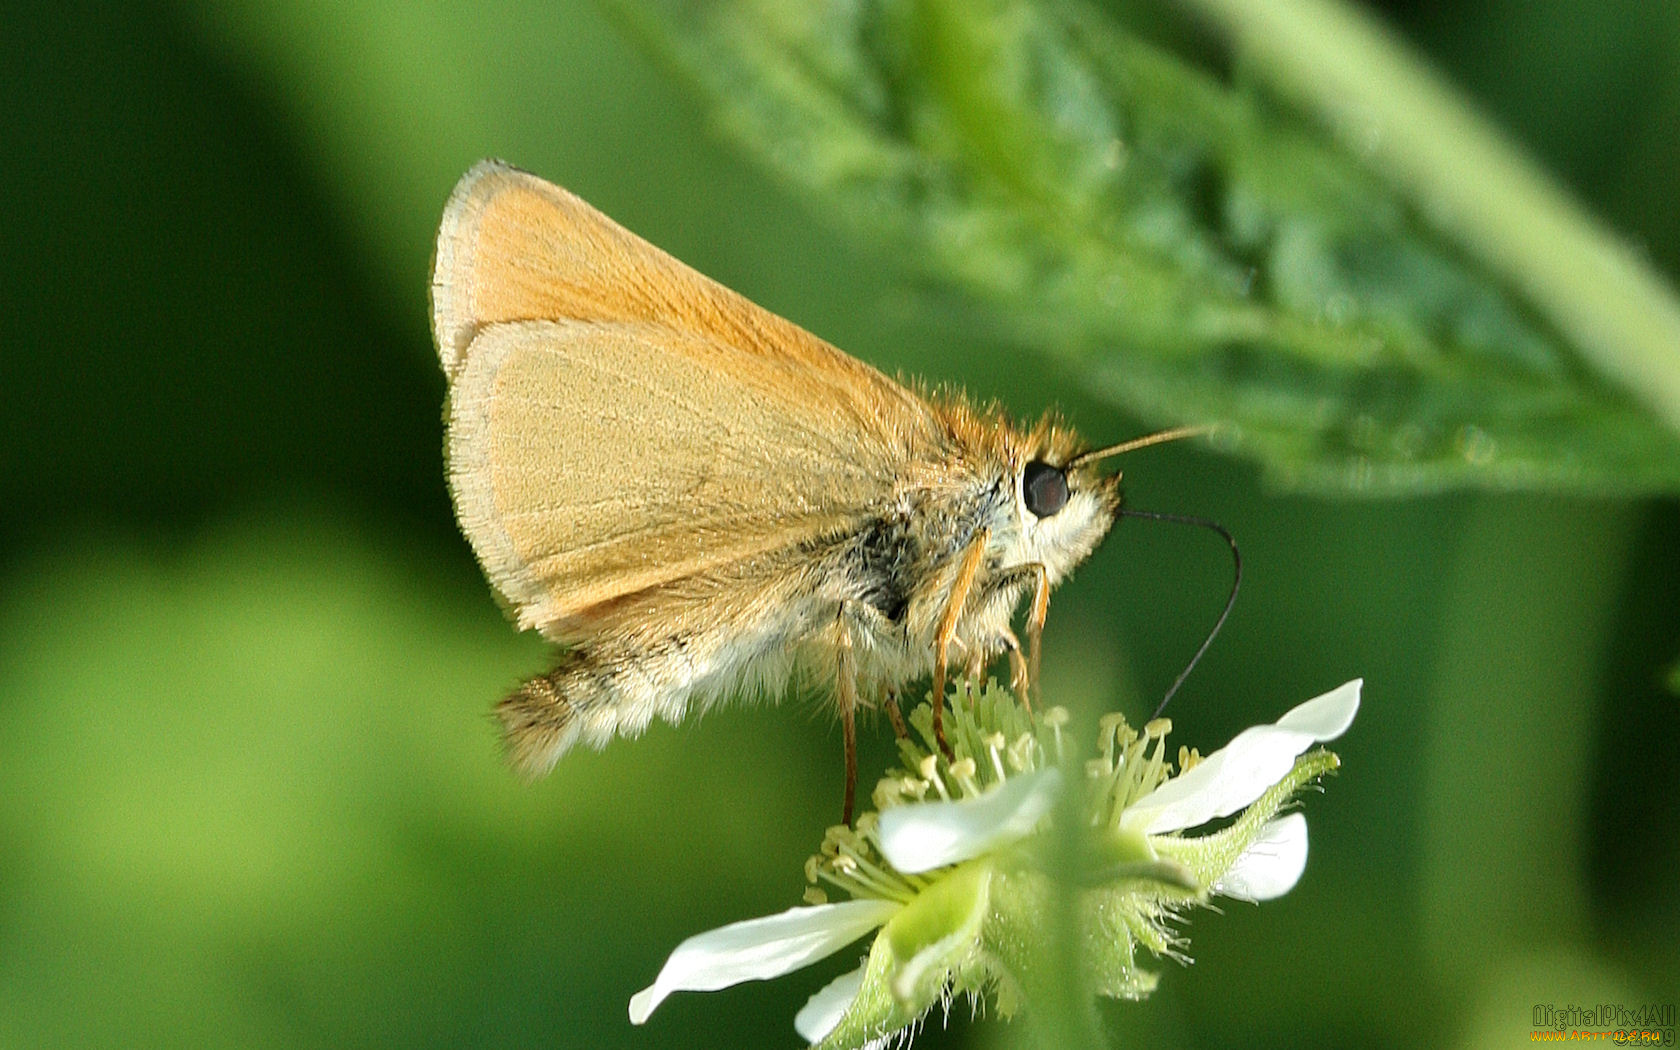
xmin=635 ymin=679 xmax=1361 ymax=1049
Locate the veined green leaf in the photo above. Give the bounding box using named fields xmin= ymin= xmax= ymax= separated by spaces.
xmin=610 ymin=0 xmax=1680 ymax=494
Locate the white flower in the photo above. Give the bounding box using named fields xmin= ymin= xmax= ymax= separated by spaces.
xmin=1117 ymin=679 xmax=1360 ymax=836
xmin=630 ymin=766 xmax=1058 ymax=1043
xmin=628 ymin=680 xmax=1361 ymax=1047
xmin=628 ymin=899 xmax=900 ymax=1027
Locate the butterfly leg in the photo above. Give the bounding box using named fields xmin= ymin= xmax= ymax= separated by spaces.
xmin=883 ymin=688 xmax=909 ymax=740
xmin=972 ymin=562 xmax=1048 ymax=710
xmin=963 ymin=642 xmax=987 ymax=704
xmin=1024 ymin=564 xmax=1049 ymax=708
xmin=835 ymin=605 xmax=861 ymax=826
xmin=999 ymin=628 xmax=1030 ymax=709
xmin=932 ymin=528 xmax=990 ymax=759
xmin=836 ymin=598 xmax=900 ymax=823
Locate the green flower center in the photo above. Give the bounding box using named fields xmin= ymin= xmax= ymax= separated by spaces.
xmin=1086 ymin=712 xmax=1199 ymax=829
xmin=805 ymin=683 xmax=1198 ymax=905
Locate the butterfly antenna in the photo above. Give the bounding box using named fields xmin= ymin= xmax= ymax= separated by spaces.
xmin=1116 ymin=508 xmax=1242 ymax=720
xmin=1068 ymin=425 xmax=1213 ymax=469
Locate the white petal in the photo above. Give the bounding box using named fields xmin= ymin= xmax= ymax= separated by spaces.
xmin=628 ymin=899 xmax=899 ymax=1024
xmin=878 ymin=768 xmax=1062 ymax=875
xmin=1274 ymin=679 xmax=1362 ymax=738
xmin=1120 ymin=680 xmax=1360 ymax=835
xmin=1215 ymin=813 xmax=1309 ymax=901
xmin=793 ymin=960 xmax=867 ymax=1043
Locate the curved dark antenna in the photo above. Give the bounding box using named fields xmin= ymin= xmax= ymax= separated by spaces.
xmin=1116 ymin=508 xmax=1242 ymax=720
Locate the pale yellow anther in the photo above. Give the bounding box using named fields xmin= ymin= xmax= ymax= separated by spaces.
xmin=983 ymin=731 xmax=1009 ymax=781
xmin=1007 ymin=733 xmax=1037 ymax=772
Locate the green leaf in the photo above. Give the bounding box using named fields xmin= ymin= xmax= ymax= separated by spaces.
xmin=610 ymin=0 xmax=1680 ymax=494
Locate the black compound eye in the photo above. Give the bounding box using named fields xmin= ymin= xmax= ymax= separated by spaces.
xmin=1022 ymin=460 xmax=1069 ymax=518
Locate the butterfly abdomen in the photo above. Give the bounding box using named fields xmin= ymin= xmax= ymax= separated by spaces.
xmin=496 ymin=642 xmax=681 ymax=779
xmin=495 ymin=604 xmax=807 ymax=778
xmin=497 ymin=667 xmax=587 ymax=779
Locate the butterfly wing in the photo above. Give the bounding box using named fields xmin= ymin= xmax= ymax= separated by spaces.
xmin=432 ymin=162 xmax=938 ymax=637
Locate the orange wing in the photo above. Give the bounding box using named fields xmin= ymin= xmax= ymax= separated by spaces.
xmin=431 ymin=161 xmax=939 ymax=637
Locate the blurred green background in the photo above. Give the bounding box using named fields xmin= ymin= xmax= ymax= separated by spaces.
xmin=1 ymin=1 xmax=1676 ymax=1047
